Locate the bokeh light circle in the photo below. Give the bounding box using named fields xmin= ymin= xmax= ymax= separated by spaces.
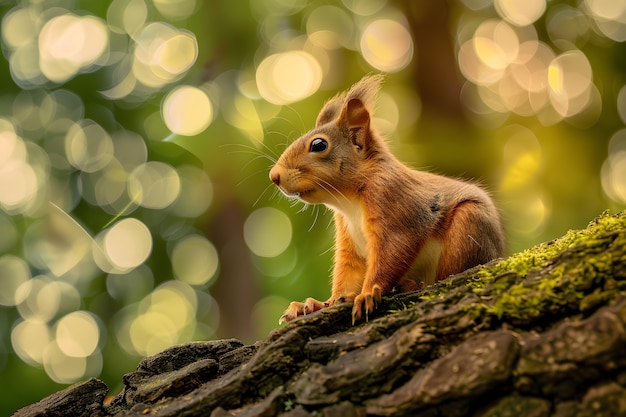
xmin=495 ymin=0 xmax=546 ymax=27
xmin=360 ymin=19 xmax=414 ymax=72
xmin=38 ymin=14 xmax=109 ymax=83
xmin=11 ymin=320 xmax=52 ymax=366
xmin=65 ymin=120 xmax=114 ymax=173
xmin=172 ymin=235 xmax=219 ymax=286
xmin=256 ymin=51 xmax=323 ymax=105
xmin=55 ymin=311 xmax=100 ymax=358
xmin=244 ymin=207 xmax=292 ymax=257
xmin=128 ymin=161 xmax=181 ymax=209
xmin=0 ymin=254 xmax=31 ymax=306
xmin=103 ymin=218 xmax=152 ymax=271
xmin=162 ymin=85 xmax=212 ymax=136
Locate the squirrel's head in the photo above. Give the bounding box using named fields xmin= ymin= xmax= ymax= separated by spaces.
xmin=269 ymin=75 xmax=386 ymax=206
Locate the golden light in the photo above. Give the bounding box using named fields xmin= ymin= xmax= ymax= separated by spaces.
xmin=11 ymin=320 xmax=52 ymax=366
xmin=0 ymin=255 xmax=31 ymax=307
xmin=495 ymin=0 xmax=546 ymax=27
xmin=129 ymin=311 xmax=178 ymax=356
xmin=256 ymin=51 xmax=323 ymax=105
xmin=2 ymin=6 xmax=38 ymax=49
xmin=43 ymin=344 xmax=88 ymax=384
xmin=29 ymin=203 xmax=95 ymax=278
xmin=360 ymin=19 xmax=414 ymax=72
xmin=172 ymin=235 xmax=219 ymax=286
xmin=584 ymin=0 xmax=626 ymax=21
xmin=548 ymin=50 xmax=593 ymax=117
xmin=162 ymin=85 xmax=213 ymax=136
xmin=155 ymin=33 xmax=198 ymax=75
xmin=65 ymin=120 xmax=114 ymax=173
xmin=0 ymin=124 xmax=40 ymax=214
xmin=153 ymin=0 xmax=197 ymax=21
xmin=618 ymin=85 xmax=626 ymax=124
xmin=127 ymin=281 xmax=198 ymax=356
xmin=601 ymin=129 xmax=626 ymax=204
xmin=222 ymin=90 xmax=280 ymax=143
xmin=2 ymin=6 xmax=42 ymax=87
xmin=55 ymin=311 xmax=100 ymax=358
xmin=132 ymin=23 xmax=198 ymax=89
xmin=473 ymin=20 xmax=519 ymax=71
xmin=244 ymin=207 xmax=292 ymax=257
xmin=38 ymin=14 xmax=109 ymax=83
xmin=15 ymin=278 xmax=64 ymax=323
xmin=342 ymin=0 xmax=387 ymax=16
xmin=94 ymin=159 xmax=129 ymax=210
xmin=499 ymin=127 xmax=542 ymax=191
xmin=106 ymin=0 xmax=148 ymax=35
xmin=128 ymin=161 xmax=181 ymax=209
xmin=102 ymin=218 xmax=153 ymax=271
xmin=457 ymin=14 xmax=597 ymax=122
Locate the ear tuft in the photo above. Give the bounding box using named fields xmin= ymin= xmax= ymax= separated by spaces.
xmin=315 ymin=74 xmax=384 ymax=127
xmin=344 ymin=74 xmax=384 ymax=114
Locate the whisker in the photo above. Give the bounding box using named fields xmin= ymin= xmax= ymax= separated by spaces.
xmin=296 ymin=201 xmax=310 ymax=213
xmin=310 ymin=175 xmax=350 ymax=211
xmin=237 ymin=165 xmax=272 ymax=187
xmin=220 ymin=143 xmax=277 ymax=164
xmin=252 ymin=182 xmax=276 ymax=207
xmin=282 ymin=104 xmax=307 ymax=132
xmin=307 ymin=204 xmax=320 ymax=232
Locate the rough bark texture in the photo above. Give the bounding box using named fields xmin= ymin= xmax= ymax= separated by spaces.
xmin=14 ymin=211 xmax=626 ymax=417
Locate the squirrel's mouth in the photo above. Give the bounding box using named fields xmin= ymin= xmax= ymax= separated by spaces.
xmin=278 ymin=188 xmax=313 ymax=200
xmin=278 ymin=187 xmax=315 ymax=201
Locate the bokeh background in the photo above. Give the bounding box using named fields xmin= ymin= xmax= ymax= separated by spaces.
xmin=1 ymin=0 xmax=626 ymax=412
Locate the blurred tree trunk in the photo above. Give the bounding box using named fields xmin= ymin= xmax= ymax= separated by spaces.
xmin=206 ymin=182 xmax=258 ymax=343
xmin=399 ymin=0 xmax=466 ymax=122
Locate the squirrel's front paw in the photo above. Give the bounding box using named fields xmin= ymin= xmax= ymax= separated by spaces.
xmin=279 ymin=297 xmax=327 ymax=324
xmin=352 ymin=285 xmax=382 ymax=324
xmin=328 ymin=292 xmax=357 ymax=306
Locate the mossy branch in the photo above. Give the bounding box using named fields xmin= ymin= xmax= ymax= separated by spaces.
xmin=15 ymin=211 xmax=626 ymax=417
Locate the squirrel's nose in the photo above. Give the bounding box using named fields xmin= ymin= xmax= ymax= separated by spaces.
xmin=269 ymin=168 xmax=280 ymax=186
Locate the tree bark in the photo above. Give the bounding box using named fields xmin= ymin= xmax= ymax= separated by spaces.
xmin=14 ymin=211 xmax=626 ymax=417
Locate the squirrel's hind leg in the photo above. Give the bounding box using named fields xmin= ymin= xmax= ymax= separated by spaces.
xmin=436 ymin=200 xmax=505 ymax=279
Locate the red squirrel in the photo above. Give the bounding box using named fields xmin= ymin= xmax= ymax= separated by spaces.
xmin=269 ymin=75 xmax=505 ymax=324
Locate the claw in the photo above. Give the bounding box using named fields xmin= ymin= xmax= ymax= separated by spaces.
xmin=351 ymin=285 xmax=383 ymax=324
xmin=333 ymin=292 xmax=357 ymax=305
xmin=278 ymin=315 xmax=288 ymax=325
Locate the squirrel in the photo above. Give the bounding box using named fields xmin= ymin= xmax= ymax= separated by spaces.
xmin=269 ymin=75 xmax=506 ymax=325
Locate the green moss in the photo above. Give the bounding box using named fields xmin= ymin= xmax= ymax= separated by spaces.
xmin=455 ymin=210 xmax=626 ymax=324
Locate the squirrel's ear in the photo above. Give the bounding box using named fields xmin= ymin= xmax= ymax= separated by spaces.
xmin=315 ymin=97 xmax=343 ymax=127
xmin=343 ymin=98 xmax=370 ymax=149
xmin=339 ymin=75 xmax=383 ymax=149
xmin=345 ymin=74 xmax=383 ymax=112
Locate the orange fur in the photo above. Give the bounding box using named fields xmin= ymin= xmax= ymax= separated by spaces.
xmin=271 ymin=75 xmax=506 ymax=325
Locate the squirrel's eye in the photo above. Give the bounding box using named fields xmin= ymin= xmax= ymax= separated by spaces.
xmin=309 ymin=138 xmax=328 ymax=153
